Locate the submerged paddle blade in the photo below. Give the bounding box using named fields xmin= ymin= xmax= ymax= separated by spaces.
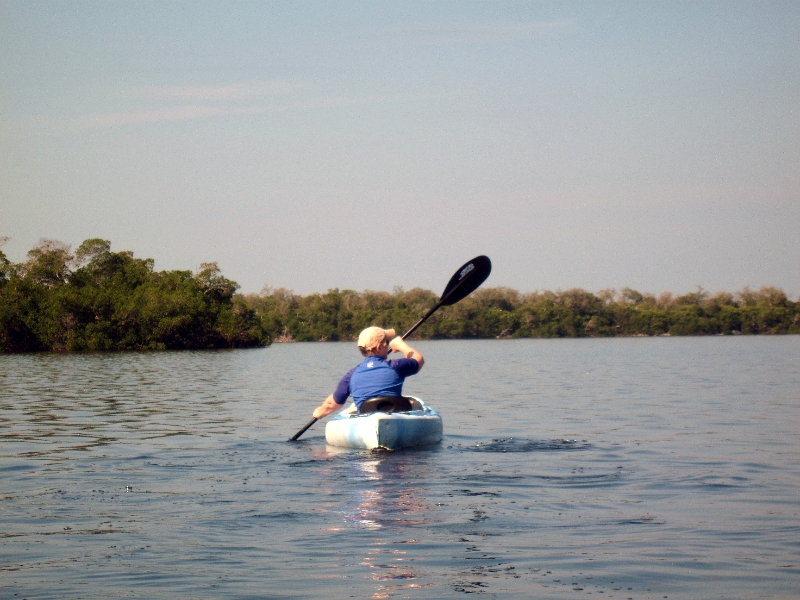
xmin=439 ymin=255 xmax=492 ymax=306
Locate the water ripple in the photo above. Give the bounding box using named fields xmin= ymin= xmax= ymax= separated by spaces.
xmin=2 ymin=338 xmax=799 ymax=599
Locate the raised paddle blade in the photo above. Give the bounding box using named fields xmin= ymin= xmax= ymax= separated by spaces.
xmin=439 ymin=255 xmax=492 ymax=306
xmin=398 ymin=255 xmax=492 ymax=340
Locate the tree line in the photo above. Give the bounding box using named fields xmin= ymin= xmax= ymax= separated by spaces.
xmin=245 ymin=284 xmax=800 ymax=342
xmin=2 ymin=238 xmax=798 ymax=353
xmin=0 ymin=238 xmax=267 ymax=352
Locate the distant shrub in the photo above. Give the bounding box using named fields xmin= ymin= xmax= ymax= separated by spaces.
xmin=245 ymin=285 xmax=800 ymax=341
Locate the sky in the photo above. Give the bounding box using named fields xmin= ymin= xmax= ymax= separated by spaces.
xmin=1 ymin=1 xmax=798 ymax=298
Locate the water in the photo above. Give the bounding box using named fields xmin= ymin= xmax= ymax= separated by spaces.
xmin=1 ymin=337 xmax=798 ymax=599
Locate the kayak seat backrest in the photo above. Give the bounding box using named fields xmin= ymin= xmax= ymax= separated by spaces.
xmin=359 ymin=396 xmax=413 ymax=414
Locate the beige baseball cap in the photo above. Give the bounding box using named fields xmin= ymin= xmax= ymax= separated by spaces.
xmin=357 ymin=326 xmax=396 ymax=350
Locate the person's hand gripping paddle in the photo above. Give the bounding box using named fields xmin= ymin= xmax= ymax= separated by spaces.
xmin=289 ymin=255 xmax=492 ymax=441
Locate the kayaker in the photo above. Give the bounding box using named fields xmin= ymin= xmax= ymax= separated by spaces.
xmin=312 ymin=326 xmax=424 ymax=419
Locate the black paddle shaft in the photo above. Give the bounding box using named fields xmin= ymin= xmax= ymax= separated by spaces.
xmin=288 ymin=255 xmax=491 ymax=441
xmin=289 ymin=417 xmax=317 ymax=441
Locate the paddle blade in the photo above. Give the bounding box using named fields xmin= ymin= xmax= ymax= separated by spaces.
xmin=439 ymin=255 xmax=492 ymax=306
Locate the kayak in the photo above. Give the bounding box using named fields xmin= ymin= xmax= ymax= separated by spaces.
xmin=325 ymin=396 xmax=443 ymax=450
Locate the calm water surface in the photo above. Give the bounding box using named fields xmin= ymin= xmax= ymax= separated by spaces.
xmin=1 ymin=337 xmax=799 ymax=599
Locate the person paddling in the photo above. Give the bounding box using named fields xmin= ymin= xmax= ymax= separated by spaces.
xmin=290 ymin=256 xmax=489 ymax=441
xmin=311 ymin=326 xmax=424 ymax=419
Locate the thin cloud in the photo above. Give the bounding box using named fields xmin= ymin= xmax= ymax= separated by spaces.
xmin=47 ymin=105 xmax=228 ymax=133
xmin=130 ymin=81 xmax=303 ymax=101
xmin=400 ymin=20 xmax=575 ymax=45
xmin=25 ymin=99 xmax=346 ymax=134
xmin=21 ymin=87 xmax=452 ymax=135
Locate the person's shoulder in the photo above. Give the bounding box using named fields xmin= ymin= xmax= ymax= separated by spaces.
xmin=340 ymin=364 xmax=358 ymax=380
xmin=389 ymin=357 xmax=420 ymax=373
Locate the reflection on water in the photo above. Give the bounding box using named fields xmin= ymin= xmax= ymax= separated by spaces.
xmin=294 ymin=446 xmax=441 ymax=596
xmin=345 ymin=453 xmax=431 ymax=595
xmin=1 ymin=337 xmax=799 ymax=599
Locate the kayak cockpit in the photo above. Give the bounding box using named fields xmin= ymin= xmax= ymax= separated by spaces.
xmin=358 ymin=396 xmax=422 ymax=414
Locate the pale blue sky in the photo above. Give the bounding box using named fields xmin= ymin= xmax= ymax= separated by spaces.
xmin=2 ymin=2 xmax=798 ymax=297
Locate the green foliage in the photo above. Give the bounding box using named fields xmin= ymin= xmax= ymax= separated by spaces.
xmin=0 ymin=239 xmax=268 ymax=352
xmin=247 ymin=287 xmax=439 ymax=342
xmin=3 ymin=237 xmax=797 ymax=352
xmin=244 ymin=285 xmax=800 ymax=342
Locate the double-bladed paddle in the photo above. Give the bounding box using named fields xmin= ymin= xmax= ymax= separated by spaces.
xmin=289 ymin=255 xmax=492 ymax=442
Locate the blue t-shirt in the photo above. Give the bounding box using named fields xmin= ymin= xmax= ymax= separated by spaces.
xmin=333 ymin=356 xmax=420 ymax=409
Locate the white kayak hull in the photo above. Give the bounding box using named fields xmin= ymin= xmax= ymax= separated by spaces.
xmin=325 ymin=396 xmax=443 ymax=450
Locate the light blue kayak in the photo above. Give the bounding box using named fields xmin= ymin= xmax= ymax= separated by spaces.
xmin=325 ymin=396 xmax=443 ymax=450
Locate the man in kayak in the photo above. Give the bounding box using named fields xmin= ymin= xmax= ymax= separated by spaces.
xmin=312 ymin=326 xmax=424 ymax=419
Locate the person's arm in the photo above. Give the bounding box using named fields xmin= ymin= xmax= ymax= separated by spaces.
xmin=313 ymin=394 xmax=342 ymax=419
xmin=389 ymin=337 xmax=424 ymax=370
xmin=312 ymin=368 xmax=353 ymax=419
